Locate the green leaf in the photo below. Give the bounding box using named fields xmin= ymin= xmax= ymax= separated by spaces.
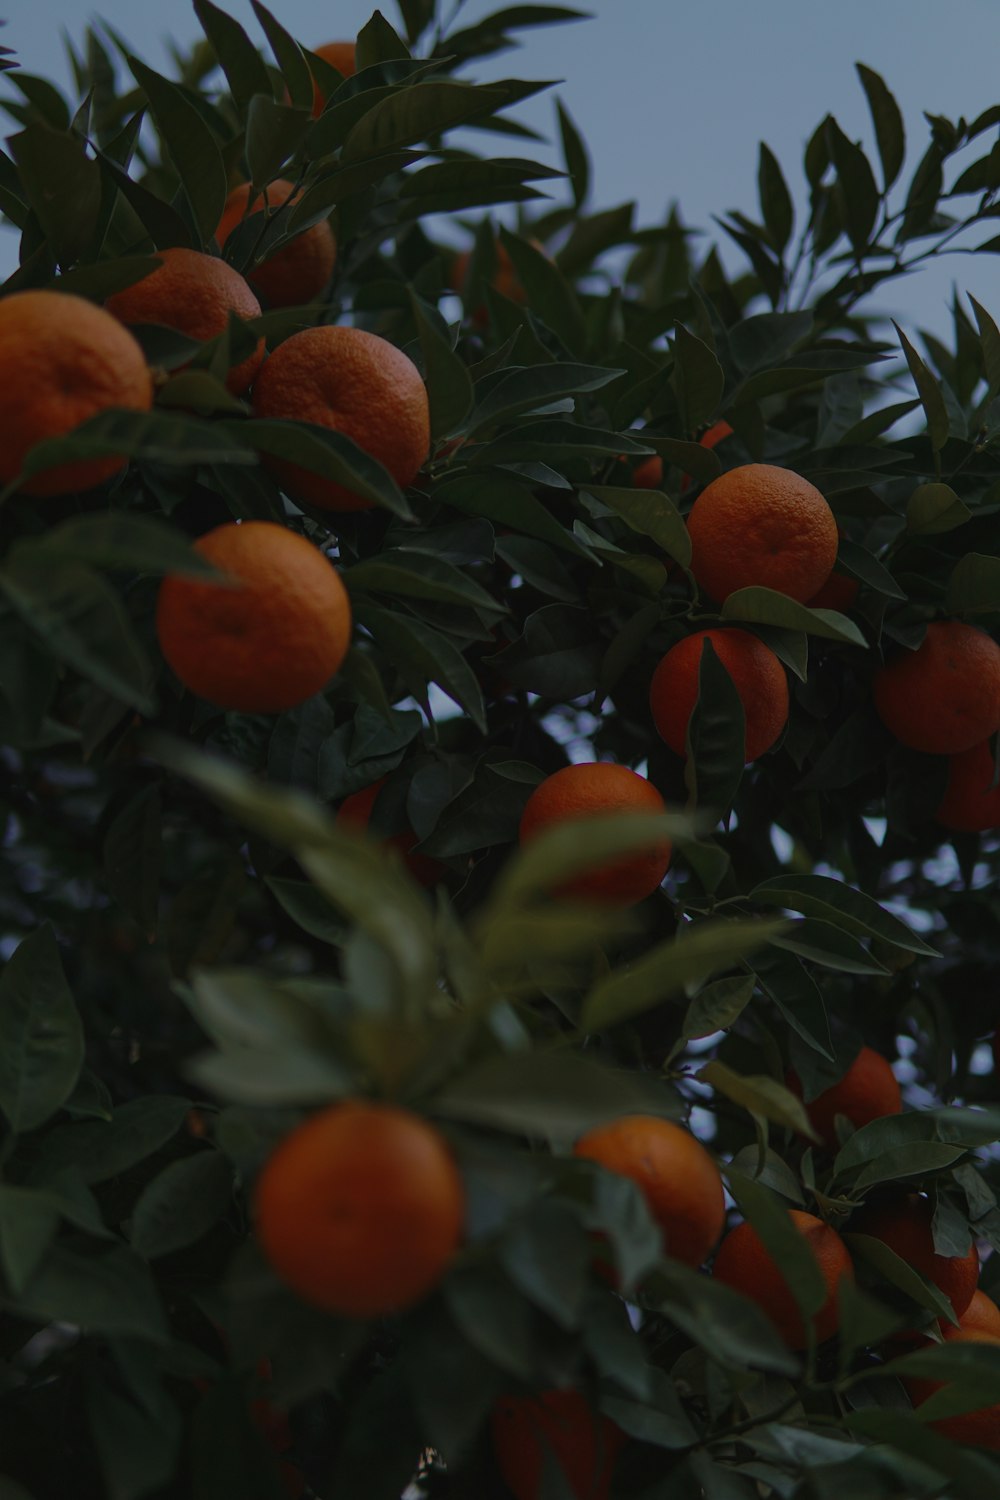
xmin=906 ymin=482 xmax=970 ymax=534
xmin=409 ymin=291 xmax=474 ymax=439
xmin=0 ymin=1187 xmax=59 ymax=1294
xmin=0 ymin=927 xmax=84 ymax=1134
xmin=433 ymin=1052 xmax=680 ymax=1142
xmin=701 ymin=1064 xmax=817 ymax=1139
xmin=749 ymin=873 xmax=938 ymax=957
xmin=580 ymin=918 xmax=788 ymax=1033
xmin=685 ymin=635 xmax=747 ymax=816
xmin=895 ymin=322 xmax=949 ymax=452
xmin=845 ymin=1233 xmax=958 ymax=1323
xmin=683 ymin=975 xmax=756 ymax=1040
xmin=32 ymin=1096 xmax=192 ymax=1186
xmin=727 ymin=1169 xmax=829 ymax=1319
xmin=250 ymin=0 xmax=313 ymax=110
xmin=852 ymin=1141 xmax=969 ymax=1194
xmin=464 ymin=362 xmax=622 ymax=435
xmin=856 ymin=64 xmax=906 ymax=191
xmin=946 ymin=552 xmax=1000 ymax=614
xmin=13 ymin=1244 xmax=168 ymax=1344
xmin=9 ymin=122 xmax=100 ymax=264
xmin=193 ymin=0 xmax=273 ymax=114
xmin=499 ymin=227 xmax=586 ymax=353
xmin=19 ymin=513 xmax=218 ymax=578
xmin=650 ymin=1262 xmax=799 ymax=1376
xmin=722 ymin=587 xmax=868 ymax=647
xmin=130 ymin=1151 xmax=235 ymax=1259
xmin=342 ymin=80 xmax=509 ymax=162
xmin=827 ymin=116 xmax=880 ymax=254
xmin=587 ymin=485 xmax=691 ymax=568
xmin=357 ymin=603 xmax=487 ymax=731
xmin=127 ymin=56 xmax=228 ymax=244
xmin=265 ymin=877 xmax=347 ymax=944
xmin=769 ymin=918 xmax=890 ymax=974
xmin=356 ymin=11 xmax=411 ymax=68
xmin=485 ymin=603 xmax=601 ymax=698
xmin=238 ymin=418 xmax=412 ymax=517
xmin=245 ymin=95 xmax=310 ymax=186
xmin=671 ymin=323 xmax=724 ymax=435
xmin=969 ymin=295 xmax=1000 ymax=396
xmin=557 ymin=97 xmax=589 ymax=208
xmin=349 ymin=548 xmax=502 ymax=613
xmin=103 ymin=787 xmax=162 ymax=941
xmin=757 ymin=142 xmax=794 ymax=253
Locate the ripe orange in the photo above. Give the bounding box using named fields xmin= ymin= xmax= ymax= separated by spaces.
xmin=573 ymin=1115 xmax=725 ymax=1267
xmin=874 ymin=621 xmax=1000 ymax=756
xmin=806 ymin=570 xmax=859 ymax=611
xmin=250 ymin=325 xmax=430 ymax=512
xmin=686 ymin=463 xmax=838 ymax=603
xmin=649 ymin=627 xmax=789 ymax=763
xmin=217 ymin=180 xmax=337 ymax=310
xmin=853 ymin=1194 xmax=978 ymax=1318
xmin=309 ymin=41 xmax=357 ymax=117
xmin=255 ymin=1100 xmax=464 ymax=1318
xmin=156 ymin=520 xmax=351 ymax=713
xmin=712 ymin=1209 xmax=854 ymax=1349
xmin=517 ymin=762 xmax=671 ymax=905
xmin=945 ymin=1288 xmax=1000 ymax=1340
xmin=105 ymin=246 xmax=264 ymax=396
xmin=337 ymin=778 xmax=444 ymax=887
xmin=786 ymin=1045 xmax=902 ymax=1150
xmin=905 ymin=1327 xmax=1000 ymax=1449
xmin=0 ymin=289 xmax=153 ymax=496
xmin=491 ymin=1391 xmax=625 ymax=1500
xmin=936 ymin=738 xmax=1000 ymax=831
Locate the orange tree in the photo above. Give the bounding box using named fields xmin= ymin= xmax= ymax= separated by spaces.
xmin=7 ymin=4 xmax=1000 ymax=1497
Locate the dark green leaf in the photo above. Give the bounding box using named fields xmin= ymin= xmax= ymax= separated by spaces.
xmin=671 ymin=323 xmax=724 ymax=435
xmin=856 ymin=63 xmax=905 ymax=190
xmin=9 ymin=122 xmax=100 ymax=264
xmin=127 ymin=56 xmax=228 ymax=244
xmin=0 ymin=927 xmax=84 ymax=1133
xmin=409 ymin=291 xmax=474 ymax=438
xmin=193 ymin=0 xmax=273 ymax=114
xmin=103 ymin=787 xmax=161 ymax=941
xmin=130 ymin=1151 xmax=235 ymax=1259
xmin=757 ymin=142 xmax=794 ymax=254
xmin=906 ymin=482 xmax=971 ymax=534
xmin=722 ymin=587 xmax=868 ymax=646
xmin=685 ymin=635 xmax=747 ymax=816
xmin=749 ymin=874 xmax=937 ymax=956
xmin=250 ymin=0 xmax=313 ymax=110
xmin=946 ymin=553 xmax=1000 ymax=614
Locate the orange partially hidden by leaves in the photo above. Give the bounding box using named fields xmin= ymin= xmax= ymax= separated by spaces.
xmin=216 ymin=179 xmax=337 ymax=309
xmin=945 ymin=1288 xmax=1000 ymax=1340
xmin=712 ymin=1209 xmax=854 ymax=1348
xmin=806 ymin=570 xmax=860 ymax=612
xmin=786 ymin=1045 xmax=902 ymax=1149
xmin=687 ymin=462 xmax=838 ymax=603
xmin=905 ymin=1327 xmax=1000 ymax=1449
xmin=518 ymin=762 xmax=671 ymax=905
xmin=105 ymin=246 xmax=264 ymax=395
xmin=853 ymin=1193 xmax=978 ymax=1318
xmin=255 ymin=1101 xmax=464 ymax=1318
xmin=649 ymin=626 xmax=789 ymax=762
xmin=156 ymin=520 xmax=351 ymax=713
xmin=574 ymin=1115 xmax=725 ymax=1267
xmin=936 ymin=737 xmax=1000 ymax=831
xmin=337 ymin=778 xmax=445 ymax=887
xmin=0 ymin=289 xmax=153 ymax=497
xmin=309 ymin=41 xmax=357 ymax=117
xmin=874 ymin=620 xmax=1000 ymax=756
xmin=491 ymin=1390 xmax=625 ymax=1500
xmin=251 ymin=325 xmax=430 ymax=512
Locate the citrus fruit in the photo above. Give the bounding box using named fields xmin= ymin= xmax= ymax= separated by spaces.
xmin=686 ymin=462 xmax=838 ymax=603
xmin=853 ymin=1194 xmax=978 ymax=1318
xmin=308 ymin=41 xmax=357 ymax=117
xmin=786 ymin=1045 xmax=902 ymax=1149
xmin=105 ymin=246 xmax=264 ymax=395
xmin=874 ymin=620 xmax=1000 ymax=755
xmin=156 ymin=520 xmax=351 ymax=713
xmin=649 ymin=627 xmax=789 ymax=762
xmin=216 ymin=179 xmax=337 ymax=309
xmin=517 ymin=762 xmax=671 ymax=905
xmin=337 ymin=777 xmax=445 ymax=887
xmin=945 ymin=1288 xmax=1000 ymax=1340
xmin=0 ymin=289 xmax=153 ymax=496
xmin=905 ymin=1326 xmax=1000 ymax=1448
xmin=573 ymin=1115 xmax=725 ymax=1267
xmin=806 ymin=570 xmax=859 ymax=612
xmin=712 ymin=1209 xmax=854 ymax=1348
xmin=491 ymin=1390 xmax=624 ymax=1500
xmin=935 ymin=737 xmax=1000 ymax=831
xmin=250 ymin=325 xmax=430 ymax=512
xmin=254 ymin=1100 xmax=464 ymax=1318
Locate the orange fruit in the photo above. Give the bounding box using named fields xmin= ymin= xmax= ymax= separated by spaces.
xmin=337 ymin=778 xmax=445 ymax=887
xmin=712 ymin=1209 xmax=854 ymax=1349
xmin=308 ymin=41 xmax=357 ymax=117
xmin=905 ymin=1327 xmax=1000 ymax=1448
xmin=491 ymin=1390 xmax=625 ymax=1500
xmin=786 ymin=1045 xmax=902 ymax=1150
xmin=936 ymin=738 xmax=1000 ymax=831
xmin=517 ymin=762 xmax=671 ymax=906
xmin=686 ymin=462 xmax=838 ymax=603
xmin=806 ymin=570 xmax=859 ymax=612
xmin=105 ymin=246 xmax=264 ymax=396
xmin=874 ymin=620 xmax=1000 ymax=756
xmin=216 ymin=179 xmax=337 ymax=309
xmin=573 ymin=1115 xmax=725 ymax=1267
xmin=853 ymin=1194 xmax=978 ymax=1318
xmin=250 ymin=325 xmax=430 ymax=512
xmin=649 ymin=626 xmax=789 ymax=763
xmin=255 ymin=1100 xmax=464 ymax=1318
xmin=945 ymin=1288 xmax=1000 ymax=1340
xmin=0 ymin=289 xmax=153 ymax=496
xmin=156 ymin=520 xmax=351 ymax=713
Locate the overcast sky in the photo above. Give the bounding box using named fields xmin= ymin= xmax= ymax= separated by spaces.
xmin=6 ymin=0 xmax=1000 ymax=339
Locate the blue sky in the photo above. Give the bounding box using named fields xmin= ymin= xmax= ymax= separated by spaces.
xmin=5 ymin=0 xmax=1000 ymax=338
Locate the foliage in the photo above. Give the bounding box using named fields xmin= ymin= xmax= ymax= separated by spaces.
xmin=3 ymin=3 xmax=1000 ymax=1497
